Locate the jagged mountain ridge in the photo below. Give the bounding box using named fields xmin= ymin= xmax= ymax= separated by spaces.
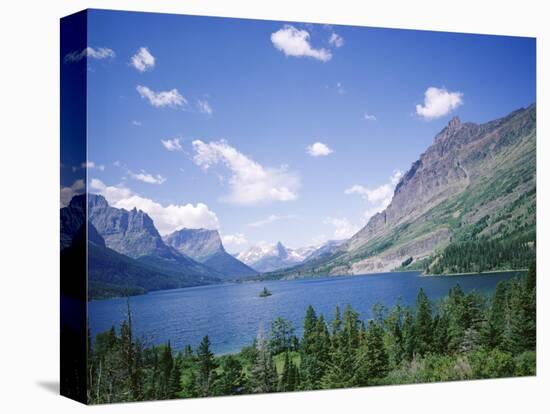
xmin=86 ymin=194 xmax=224 ymax=280
xmin=260 ymin=104 xmax=536 ymax=279
xmin=237 ymin=240 xmax=344 ymax=273
xmin=163 ymin=228 xmax=257 ymax=278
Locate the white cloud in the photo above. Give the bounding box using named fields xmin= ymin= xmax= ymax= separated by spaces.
xmin=324 ymin=217 xmax=360 ymax=239
xmin=60 ymin=179 xmax=85 ymax=207
xmin=192 ymin=139 xmax=300 ymax=205
xmin=329 ymin=32 xmax=344 ymax=48
xmin=197 ymin=100 xmax=213 ymax=115
xmin=132 ymin=120 xmax=142 ymax=126
xmin=336 ymin=82 xmax=344 ymax=95
xmin=271 ymin=25 xmax=332 ymax=62
xmin=345 ymin=170 xmax=403 ymax=221
xmin=72 ymin=161 xmax=105 ymax=172
xmin=90 ymin=179 xmax=219 ymax=235
xmin=221 ymin=233 xmax=248 ymax=252
xmin=130 ymin=47 xmax=155 ymax=72
xmin=128 ymin=170 xmax=166 ymax=185
xmin=64 ymin=47 xmax=115 ymax=63
xmin=416 ymin=87 xmax=463 ymax=120
xmin=248 ymin=214 xmax=296 ymax=228
xmin=136 ymin=85 xmax=186 ymax=108
xmin=161 ymin=138 xmax=183 ymax=152
xmin=306 ymin=142 xmax=333 ymax=157
xmin=364 ymin=113 xmax=377 ymax=121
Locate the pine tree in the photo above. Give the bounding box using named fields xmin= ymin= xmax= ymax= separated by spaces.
xmin=482 ymin=281 xmax=507 ymax=349
xmin=270 ymin=317 xmax=295 ymax=355
xmin=196 ymin=336 xmax=217 ymax=397
xmin=250 ymin=324 xmax=277 ymax=393
xmin=414 ymin=288 xmax=433 ymax=356
xmin=168 ymin=356 xmax=182 ymax=398
xmin=355 ymin=320 xmax=389 ymax=385
xmin=402 ymin=308 xmax=415 ymax=361
xmin=384 ymin=303 xmax=405 ymax=367
xmin=158 ymin=342 xmax=173 ymax=399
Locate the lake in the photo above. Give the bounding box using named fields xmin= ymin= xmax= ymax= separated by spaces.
xmin=88 ymin=271 xmax=523 ymax=355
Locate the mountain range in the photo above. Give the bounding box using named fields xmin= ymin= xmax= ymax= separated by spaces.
xmin=61 ymin=194 xmax=256 ymax=299
xmin=259 ymin=104 xmax=536 ymax=279
xmin=61 ymin=104 xmax=536 ymax=296
xmin=236 ymin=240 xmax=345 ymax=272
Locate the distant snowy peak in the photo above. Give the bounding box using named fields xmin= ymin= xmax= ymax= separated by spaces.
xmin=237 ymin=240 xmax=345 ymax=273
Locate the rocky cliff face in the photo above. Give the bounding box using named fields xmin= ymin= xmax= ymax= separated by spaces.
xmin=88 ymin=194 xmax=176 ymax=260
xmin=164 ymin=228 xmax=224 ymax=261
xmin=164 ymin=228 xmax=257 ymax=278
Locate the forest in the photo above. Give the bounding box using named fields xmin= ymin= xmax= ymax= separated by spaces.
xmin=426 ymin=237 xmax=535 ymax=275
xmin=86 ymin=262 xmax=536 ymax=404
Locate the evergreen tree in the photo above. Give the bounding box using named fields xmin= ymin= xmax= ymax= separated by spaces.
xmin=355 ymin=320 xmax=389 ymax=385
xmin=482 ymin=281 xmax=508 ymax=349
xmin=384 ymin=303 xmax=405 ymax=367
xmin=414 ymin=288 xmax=433 ymax=356
xmin=250 ymin=324 xmax=278 ymax=393
xmin=168 ymin=355 xmax=182 ymax=398
xmin=196 ymin=336 xmax=217 ymax=397
xmin=270 ymin=317 xmax=295 ymax=355
xmin=402 ymin=308 xmax=415 ymax=361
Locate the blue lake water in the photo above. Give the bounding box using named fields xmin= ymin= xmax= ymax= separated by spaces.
xmin=88 ymin=271 xmax=523 ymax=355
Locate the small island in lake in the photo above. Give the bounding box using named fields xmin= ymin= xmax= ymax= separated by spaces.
xmin=259 ymin=287 xmax=272 ymax=297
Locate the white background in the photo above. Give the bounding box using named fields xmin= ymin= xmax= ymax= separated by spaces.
xmin=0 ymin=0 xmax=547 ymax=412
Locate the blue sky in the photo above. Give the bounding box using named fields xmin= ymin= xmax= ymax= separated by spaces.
xmin=61 ymin=9 xmax=536 ymax=253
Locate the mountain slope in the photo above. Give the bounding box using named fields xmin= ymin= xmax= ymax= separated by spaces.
xmin=262 ymin=104 xmax=536 ymax=279
xmin=163 ymin=228 xmax=256 ymax=278
xmin=87 ymin=234 xmax=215 ymax=299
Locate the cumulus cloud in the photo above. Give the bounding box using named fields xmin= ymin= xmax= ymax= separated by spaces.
xmin=60 ymin=179 xmax=85 ymax=207
xmin=329 ymin=32 xmax=344 ymax=48
xmin=324 ymin=217 xmax=360 ymax=239
xmin=345 ymin=170 xmax=403 ymax=221
xmin=72 ymin=161 xmax=105 ymax=172
xmin=161 ymin=138 xmax=183 ymax=152
xmin=364 ymin=113 xmax=377 ymax=121
xmin=192 ymin=139 xmax=300 ymax=205
xmin=416 ymin=87 xmax=463 ymax=120
xmin=271 ymin=25 xmax=332 ymax=62
xmin=248 ymin=214 xmax=296 ymax=228
xmin=221 ymin=233 xmax=248 ymax=252
xmin=197 ymin=100 xmax=213 ymax=115
xmin=64 ymin=47 xmax=115 ymax=63
xmin=306 ymin=142 xmax=333 ymax=157
xmin=136 ymin=85 xmax=186 ymax=108
xmin=90 ymin=179 xmax=219 ymax=235
xmin=130 ymin=47 xmax=155 ymax=72
xmin=128 ymin=170 xmax=166 ymax=185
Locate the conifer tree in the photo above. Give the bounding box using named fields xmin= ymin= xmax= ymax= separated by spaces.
xmin=414 ymin=288 xmax=433 ymax=356
xmin=196 ymin=336 xmax=217 ymax=397
xmin=250 ymin=324 xmax=277 ymax=393
xmin=355 ymin=320 xmax=389 ymax=385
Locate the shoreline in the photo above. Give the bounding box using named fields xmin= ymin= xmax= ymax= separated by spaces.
xmin=422 ymin=268 xmax=528 ymax=277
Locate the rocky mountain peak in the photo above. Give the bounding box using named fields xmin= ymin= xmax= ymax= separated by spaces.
xmin=448 ymin=115 xmax=461 ymax=130
xmin=276 ymin=241 xmax=288 ymax=258
xmin=163 ymin=228 xmax=224 ymax=261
